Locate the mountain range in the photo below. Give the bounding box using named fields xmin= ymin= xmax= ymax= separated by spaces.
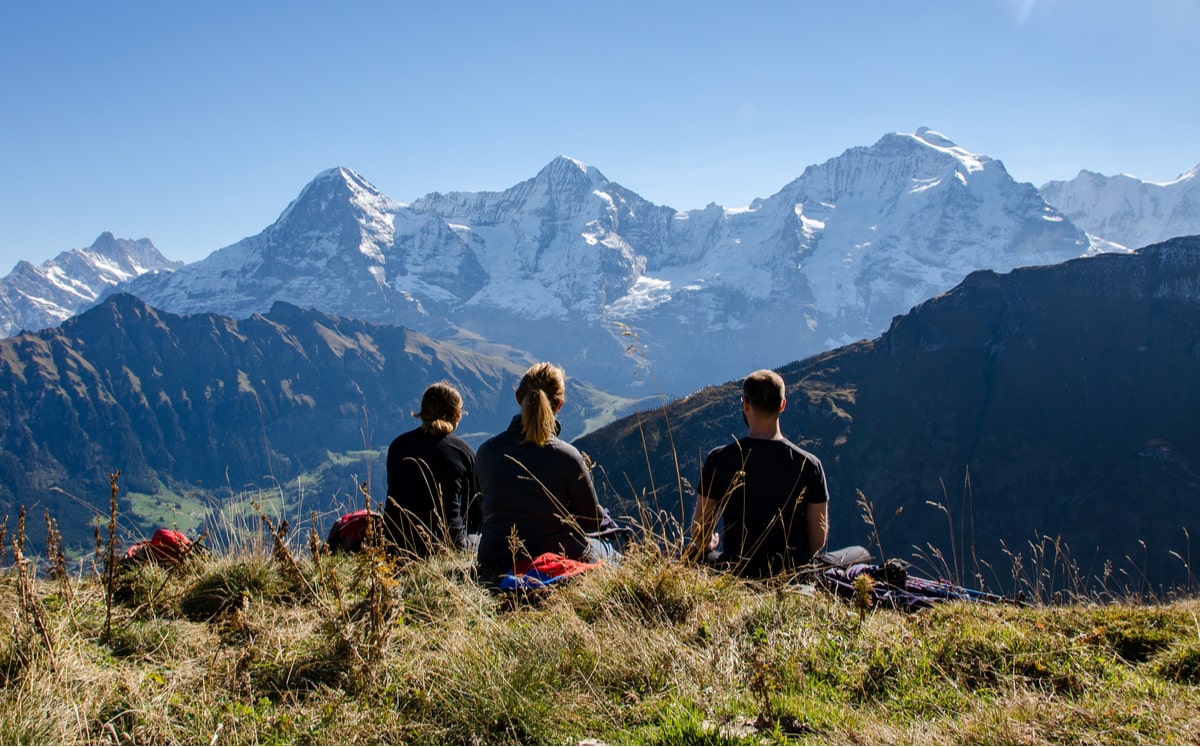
xmin=577 ymin=236 xmax=1200 ymax=590
xmin=91 ymin=128 xmax=1095 ymax=397
xmin=2 ymin=232 xmax=1198 ymax=588
xmin=4 ymin=131 xmax=1197 ymax=400
xmin=2 ymin=129 xmax=1198 ymax=581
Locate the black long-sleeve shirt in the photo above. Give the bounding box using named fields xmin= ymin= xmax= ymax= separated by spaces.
xmin=385 ymin=426 xmax=479 ymax=557
xmin=475 ymin=416 xmax=607 ymax=573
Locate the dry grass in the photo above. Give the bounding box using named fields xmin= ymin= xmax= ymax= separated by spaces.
xmin=2 ymin=528 xmax=1199 ymax=745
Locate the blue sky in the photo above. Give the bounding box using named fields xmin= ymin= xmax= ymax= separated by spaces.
xmin=1 ymin=1 xmax=1195 ymax=269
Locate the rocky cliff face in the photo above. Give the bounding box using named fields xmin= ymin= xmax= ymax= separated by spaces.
xmin=577 ymin=237 xmax=1200 ymax=589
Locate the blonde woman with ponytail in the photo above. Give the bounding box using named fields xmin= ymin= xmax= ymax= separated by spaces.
xmin=475 ymin=362 xmax=618 ymax=582
xmin=384 ymin=382 xmax=479 ymax=558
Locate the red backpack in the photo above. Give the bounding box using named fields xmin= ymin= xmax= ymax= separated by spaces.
xmin=125 ymin=528 xmax=194 ymax=565
xmin=325 ymin=510 xmax=383 ymax=553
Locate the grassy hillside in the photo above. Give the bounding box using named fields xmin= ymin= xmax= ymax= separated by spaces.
xmin=2 ymin=505 xmax=1199 ymax=745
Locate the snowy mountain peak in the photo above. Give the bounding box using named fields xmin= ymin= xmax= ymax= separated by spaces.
xmin=273 ymin=166 xmax=397 ymax=230
xmin=90 ymin=230 xmax=125 ymax=255
xmin=543 ymin=155 xmax=590 ymax=175
xmin=912 ymin=126 xmax=955 ymax=147
xmin=293 ymin=166 xmax=388 ymax=207
xmin=748 ymin=128 xmax=1088 ymax=352
xmin=314 ymin=165 xmax=380 ymax=194
xmin=84 ymin=231 xmax=180 ymax=273
xmin=533 ymin=156 xmax=609 ymax=194
xmin=777 ymin=128 xmax=1007 ymax=208
xmin=907 ymin=127 xmax=988 ymax=173
xmin=0 ymin=234 xmax=181 ymax=337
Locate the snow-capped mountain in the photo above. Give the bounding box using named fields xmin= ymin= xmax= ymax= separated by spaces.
xmin=0 ymin=232 xmax=182 ymax=337
xmin=111 ymin=168 xmax=443 ymax=325
xmin=648 ymin=128 xmax=1087 ymax=347
xmin=1040 ymin=165 xmax=1200 ymax=250
xmin=113 ymin=129 xmax=1093 ymax=395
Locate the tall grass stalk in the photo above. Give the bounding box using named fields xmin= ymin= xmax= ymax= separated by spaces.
xmin=101 ymin=471 xmax=120 ymax=642
xmin=11 ymin=507 xmax=57 ymax=674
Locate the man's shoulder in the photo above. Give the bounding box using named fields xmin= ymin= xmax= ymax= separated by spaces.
xmin=723 ymin=436 xmax=826 ymax=471
xmin=778 ymin=437 xmax=821 ymax=461
xmin=706 ymin=437 xmax=820 ymax=456
xmin=704 ymin=439 xmax=751 ymax=469
xmin=704 ymin=440 xmax=738 ymax=461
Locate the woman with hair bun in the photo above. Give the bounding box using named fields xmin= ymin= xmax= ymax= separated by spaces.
xmin=384 ymin=382 xmax=479 ymax=558
xmin=475 ymin=362 xmax=617 ymax=581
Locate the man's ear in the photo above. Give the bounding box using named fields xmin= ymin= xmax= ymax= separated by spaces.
xmin=779 ymin=397 xmax=787 ymax=414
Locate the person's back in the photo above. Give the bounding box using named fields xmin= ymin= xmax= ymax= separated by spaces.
xmin=475 ymin=362 xmax=612 ymax=580
xmin=700 ymin=436 xmax=827 ymax=577
xmin=385 ymin=383 xmax=479 ymax=558
xmin=690 ymin=369 xmax=829 ymax=577
xmin=475 ymin=420 xmax=602 ymax=566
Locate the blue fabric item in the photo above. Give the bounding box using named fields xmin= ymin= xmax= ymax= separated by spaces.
xmin=498 ymin=568 xmax=573 ymax=591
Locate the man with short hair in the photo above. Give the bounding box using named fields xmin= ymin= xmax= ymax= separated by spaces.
xmin=688 ymin=369 xmax=829 ymax=577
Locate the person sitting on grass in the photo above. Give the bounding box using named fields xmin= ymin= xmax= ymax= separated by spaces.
xmin=687 ymin=368 xmax=829 ymax=577
xmin=474 ymin=362 xmax=619 ymax=584
xmin=384 ymin=382 xmax=480 ymax=558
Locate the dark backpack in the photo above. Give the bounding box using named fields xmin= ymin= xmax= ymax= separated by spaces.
xmin=326 ymin=510 xmax=383 ymax=553
xmin=124 ymin=528 xmax=196 ymax=566
xmin=818 ymin=560 xmax=1008 ymax=612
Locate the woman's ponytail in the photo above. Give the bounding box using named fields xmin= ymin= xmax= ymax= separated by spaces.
xmin=516 ymin=362 xmax=566 ymax=446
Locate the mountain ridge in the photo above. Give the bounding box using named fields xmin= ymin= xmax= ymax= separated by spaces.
xmin=0 ymin=293 xmax=629 ymax=551
xmin=1040 ymin=164 xmax=1200 ymax=250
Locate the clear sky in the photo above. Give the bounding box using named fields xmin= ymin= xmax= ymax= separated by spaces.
xmin=1 ymin=0 xmax=1196 ymax=269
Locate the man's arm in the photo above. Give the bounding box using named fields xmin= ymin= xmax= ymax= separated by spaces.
xmin=806 ymin=501 xmax=828 ymax=558
xmin=687 ymin=493 xmax=720 ymax=562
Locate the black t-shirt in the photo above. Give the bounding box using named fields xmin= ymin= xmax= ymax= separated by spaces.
xmin=699 ymin=436 xmax=829 ymax=577
xmin=384 ymin=426 xmax=478 ymax=557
